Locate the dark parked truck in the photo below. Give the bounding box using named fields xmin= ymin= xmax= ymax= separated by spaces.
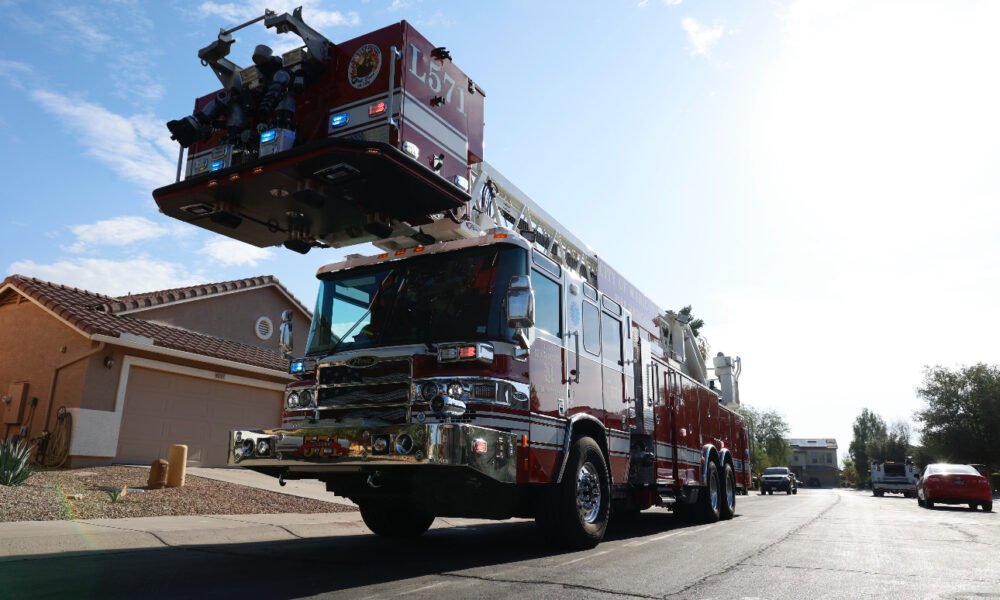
xmin=155 ymin=10 xmax=752 ymax=549
xmin=760 ymin=467 xmax=796 ymax=495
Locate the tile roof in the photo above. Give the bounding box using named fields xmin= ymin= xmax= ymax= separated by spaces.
xmin=1 ymin=275 xmax=290 ymax=373
xmin=95 ymin=275 xmax=310 ymax=317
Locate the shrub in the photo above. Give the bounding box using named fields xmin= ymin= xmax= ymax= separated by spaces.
xmin=0 ymin=437 xmax=33 ymax=486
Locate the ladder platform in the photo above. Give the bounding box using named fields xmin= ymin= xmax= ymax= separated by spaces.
xmin=154 ymin=138 xmax=469 ymax=251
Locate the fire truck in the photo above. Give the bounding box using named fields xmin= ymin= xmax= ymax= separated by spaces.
xmin=153 ymin=9 xmax=751 ymax=549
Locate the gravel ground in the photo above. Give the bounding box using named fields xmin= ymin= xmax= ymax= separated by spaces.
xmin=0 ymin=466 xmax=355 ymax=522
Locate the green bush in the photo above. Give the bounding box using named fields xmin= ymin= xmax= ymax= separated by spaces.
xmin=0 ymin=437 xmax=33 ymax=486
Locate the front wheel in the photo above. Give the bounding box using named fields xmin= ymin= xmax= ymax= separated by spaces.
xmin=359 ymin=501 xmax=435 ymax=537
xmin=926 ymin=500 xmax=935 ymax=509
xmin=719 ymin=463 xmax=736 ymax=520
xmin=539 ymin=436 xmax=611 ymax=549
xmin=984 ymin=502 xmax=993 ymax=512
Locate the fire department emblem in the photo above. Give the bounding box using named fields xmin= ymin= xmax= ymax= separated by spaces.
xmin=348 ymin=44 xmax=382 ymax=89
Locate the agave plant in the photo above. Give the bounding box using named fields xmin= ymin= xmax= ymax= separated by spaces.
xmin=0 ymin=437 xmax=33 ymax=486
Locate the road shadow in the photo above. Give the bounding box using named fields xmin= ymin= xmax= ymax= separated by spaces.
xmin=0 ymin=509 xmax=710 ymax=600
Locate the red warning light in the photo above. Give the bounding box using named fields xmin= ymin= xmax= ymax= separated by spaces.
xmin=368 ymin=101 xmax=387 ymax=117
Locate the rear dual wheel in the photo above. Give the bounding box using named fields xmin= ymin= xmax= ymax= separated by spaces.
xmin=719 ymin=463 xmax=736 ymax=521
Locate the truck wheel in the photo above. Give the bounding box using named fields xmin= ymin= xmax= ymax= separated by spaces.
xmin=544 ymin=436 xmax=610 ymax=549
xmin=719 ymin=463 xmax=736 ymax=521
xmin=359 ymin=501 xmax=435 ymax=537
xmin=917 ymin=497 xmax=925 ymax=507
xmin=697 ymin=461 xmax=721 ymax=523
xmin=926 ymin=500 xmax=935 ymax=509
xmin=984 ymin=502 xmax=993 ymax=512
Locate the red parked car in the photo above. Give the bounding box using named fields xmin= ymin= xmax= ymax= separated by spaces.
xmin=917 ymin=464 xmax=993 ymax=512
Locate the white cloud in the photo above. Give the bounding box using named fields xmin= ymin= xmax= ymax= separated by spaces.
xmin=66 ymin=216 xmax=173 ymax=252
xmin=50 ymin=6 xmax=111 ymax=48
xmin=0 ymin=59 xmax=32 ymax=90
xmin=200 ymin=238 xmax=273 ymax=267
xmin=681 ymin=17 xmax=727 ymax=56
xmin=663 ymin=0 xmax=683 ymax=5
xmin=196 ymin=1 xmax=360 ymax=28
xmin=8 ymin=257 xmax=205 ymax=297
xmin=30 ymin=89 xmax=176 ymax=191
xmin=389 ymin=0 xmax=411 ymax=11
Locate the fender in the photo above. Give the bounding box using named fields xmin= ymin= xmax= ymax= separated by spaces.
xmin=701 ymin=444 xmax=720 ymax=483
xmin=554 ymin=414 xmax=610 ymax=484
xmin=717 ymin=447 xmax=733 ymax=475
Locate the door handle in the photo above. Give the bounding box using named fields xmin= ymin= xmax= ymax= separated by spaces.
xmin=571 ymin=331 xmax=581 ymax=383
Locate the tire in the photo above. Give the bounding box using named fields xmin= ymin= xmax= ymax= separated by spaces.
xmin=719 ymin=463 xmax=736 ymax=521
xmin=969 ymin=503 xmax=977 ymax=511
xmin=697 ymin=461 xmax=721 ymax=523
xmin=359 ymin=501 xmax=435 ymax=537
xmin=540 ymin=436 xmax=611 ymax=549
xmin=917 ymin=497 xmax=925 ymax=507
xmin=984 ymin=502 xmax=993 ymax=512
xmin=926 ymin=500 xmax=935 ymax=509
xmin=792 ymin=488 xmax=797 ymax=495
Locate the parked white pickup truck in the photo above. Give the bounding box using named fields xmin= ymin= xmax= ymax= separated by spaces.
xmin=871 ymin=459 xmax=919 ymax=497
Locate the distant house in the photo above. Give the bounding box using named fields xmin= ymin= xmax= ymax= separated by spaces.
xmin=787 ymin=438 xmax=841 ymax=487
xmin=0 ymin=275 xmax=311 ymax=467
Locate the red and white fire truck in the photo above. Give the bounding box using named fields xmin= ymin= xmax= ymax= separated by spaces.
xmin=154 ymin=9 xmax=751 ymax=549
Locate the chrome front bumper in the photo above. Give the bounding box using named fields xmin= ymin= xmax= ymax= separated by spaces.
xmin=228 ymin=423 xmax=519 ymax=484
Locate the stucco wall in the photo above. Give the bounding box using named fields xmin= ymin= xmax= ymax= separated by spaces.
xmin=0 ymin=293 xmax=91 ymax=443
xmin=124 ymin=286 xmax=311 ymax=355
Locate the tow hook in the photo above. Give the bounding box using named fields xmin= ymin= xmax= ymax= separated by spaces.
xmin=278 ymin=471 xmax=287 ymax=487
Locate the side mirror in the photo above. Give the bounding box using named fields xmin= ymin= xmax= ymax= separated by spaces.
xmin=507 ymin=275 xmax=535 ymax=329
xmin=278 ymin=309 xmax=294 ymax=358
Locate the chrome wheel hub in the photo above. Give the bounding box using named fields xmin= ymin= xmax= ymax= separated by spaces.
xmin=577 ymin=462 xmax=601 ymax=524
xmin=709 ymin=469 xmax=719 ymax=510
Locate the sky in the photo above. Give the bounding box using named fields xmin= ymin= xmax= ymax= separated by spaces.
xmin=2 ymin=0 xmax=999 ymax=464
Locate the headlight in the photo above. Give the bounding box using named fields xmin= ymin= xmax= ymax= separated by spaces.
xmin=286 ymin=391 xmax=300 ymax=409
xmin=447 ymin=382 xmax=464 ymax=398
xmin=421 ymin=381 xmax=440 ymax=402
xmin=299 ymin=390 xmax=314 ymax=408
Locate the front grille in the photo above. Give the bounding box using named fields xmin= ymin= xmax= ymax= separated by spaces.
xmin=318 ymin=358 xmax=410 ymax=386
xmin=318 ymin=383 xmax=409 ymax=407
xmin=316 ymin=357 xmax=411 ymax=425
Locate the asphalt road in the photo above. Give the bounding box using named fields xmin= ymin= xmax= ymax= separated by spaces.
xmin=2 ymin=488 xmax=997 ymax=599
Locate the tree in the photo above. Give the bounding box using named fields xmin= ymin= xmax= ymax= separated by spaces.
xmin=678 ymin=305 xmax=705 ymax=338
xmin=735 ymin=404 xmax=791 ymax=472
xmin=916 ymin=363 xmax=1000 ymax=469
xmin=841 ymin=458 xmax=857 ymax=487
xmin=848 ymin=408 xmax=887 ymax=488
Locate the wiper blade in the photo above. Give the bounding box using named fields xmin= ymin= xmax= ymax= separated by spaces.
xmin=329 ymin=269 xmax=396 ymax=354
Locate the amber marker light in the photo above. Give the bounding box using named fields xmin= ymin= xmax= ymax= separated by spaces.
xmin=394 ymin=249 xmax=406 ymax=256
xmin=521 ymin=434 xmax=529 ymax=448
xmin=252 ymin=166 xmax=264 ymax=175
xmin=413 ymin=246 xmax=425 ymax=252
xmin=376 ymin=253 xmax=389 ymax=259
xmin=229 ymin=174 xmax=240 ymax=181
xmin=207 ymin=180 xmax=218 ymax=187
xmin=493 ymin=233 xmax=508 ymax=239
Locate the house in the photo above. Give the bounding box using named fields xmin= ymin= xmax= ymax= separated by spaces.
xmin=0 ymin=275 xmax=311 ymax=467
xmin=788 ymin=438 xmax=841 ymax=487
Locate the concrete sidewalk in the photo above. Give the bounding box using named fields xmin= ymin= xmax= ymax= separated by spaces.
xmin=0 ymin=512 xmax=523 ymax=561
xmin=186 ymin=467 xmax=357 ymax=507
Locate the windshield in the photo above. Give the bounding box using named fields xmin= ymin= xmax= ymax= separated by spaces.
xmin=305 ymin=245 xmax=527 ymax=356
xmin=764 ymin=468 xmax=788 ymax=475
xmin=927 ymin=464 xmax=979 ymax=475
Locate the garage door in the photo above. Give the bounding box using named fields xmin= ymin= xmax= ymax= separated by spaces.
xmin=116 ymin=366 xmax=281 ymax=467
